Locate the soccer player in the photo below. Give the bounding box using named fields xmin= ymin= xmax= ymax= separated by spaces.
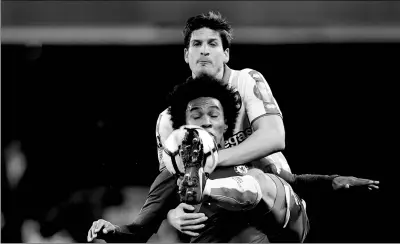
xmin=162 ymin=74 xmax=310 ymax=242
xmin=87 ymin=75 xmax=379 ymax=243
xmin=87 ymin=12 xmax=378 ymax=243
xmin=161 ymin=74 xmax=378 ymax=242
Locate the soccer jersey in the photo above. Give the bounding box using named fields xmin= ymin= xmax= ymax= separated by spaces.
xmin=156 ymin=65 xmax=292 ymax=173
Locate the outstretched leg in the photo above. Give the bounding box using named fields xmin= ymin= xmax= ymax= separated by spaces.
xmin=202 ymin=168 xmax=310 ymax=242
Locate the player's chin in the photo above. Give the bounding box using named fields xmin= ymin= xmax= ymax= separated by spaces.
xmin=195 ymin=67 xmax=216 ymax=76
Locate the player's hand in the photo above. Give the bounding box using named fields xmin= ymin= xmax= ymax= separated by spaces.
xmin=332 ymin=176 xmax=379 ymax=191
xmin=167 ymin=203 xmax=208 ymax=237
xmin=87 ymin=219 xmax=118 ymax=242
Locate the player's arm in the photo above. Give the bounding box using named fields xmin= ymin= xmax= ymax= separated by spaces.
xmin=259 ymin=161 xmax=379 ymax=193
xmin=88 ymin=111 xmax=179 ymax=243
xmin=112 ymin=169 xmax=180 ymax=242
xmin=87 ymin=169 xmax=179 ymax=243
xmin=218 ymin=70 xmax=285 ymax=167
xmin=108 ymin=111 xmax=180 ymax=241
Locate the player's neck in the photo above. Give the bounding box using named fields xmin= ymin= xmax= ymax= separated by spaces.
xmin=222 ymin=64 xmax=231 ymax=84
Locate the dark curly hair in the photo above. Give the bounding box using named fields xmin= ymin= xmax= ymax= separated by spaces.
xmin=167 ymin=74 xmax=240 ymax=139
xmin=183 ymin=11 xmax=233 ymax=50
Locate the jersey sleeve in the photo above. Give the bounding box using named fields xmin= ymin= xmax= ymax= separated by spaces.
xmin=268 ymin=163 xmax=339 ymax=196
xmin=155 ymin=109 xmax=174 ymax=171
xmin=107 ymin=169 xmax=180 ymax=242
xmin=241 ymin=69 xmax=283 ymax=125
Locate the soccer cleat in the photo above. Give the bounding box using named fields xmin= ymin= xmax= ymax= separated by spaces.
xmin=178 ymin=128 xmax=208 ymax=205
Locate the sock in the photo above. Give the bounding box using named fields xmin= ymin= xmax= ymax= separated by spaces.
xmin=203 ymin=175 xmax=262 ymax=211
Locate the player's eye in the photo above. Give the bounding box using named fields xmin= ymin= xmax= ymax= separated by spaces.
xmin=191 ymin=114 xmax=201 ymax=119
xmin=209 ymin=113 xmax=219 ymax=118
xmin=209 ymin=42 xmax=217 ymax=47
xmin=192 ymin=42 xmax=201 ymax=47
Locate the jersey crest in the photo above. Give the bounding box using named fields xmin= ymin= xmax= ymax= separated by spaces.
xmin=234 ymin=165 xmax=249 ymax=175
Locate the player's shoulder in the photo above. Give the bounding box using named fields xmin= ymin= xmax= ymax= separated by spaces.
xmin=157 ymin=107 xmax=171 ymax=122
xmin=156 ymin=107 xmax=173 ymax=135
xmin=236 ymin=68 xmax=267 ymax=83
xmin=237 ymin=68 xmax=265 ymax=75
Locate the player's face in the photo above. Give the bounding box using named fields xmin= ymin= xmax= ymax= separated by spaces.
xmin=185 ymin=97 xmax=227 ymax=147
xmin=184 ymin=28 xmax=230 ymax=80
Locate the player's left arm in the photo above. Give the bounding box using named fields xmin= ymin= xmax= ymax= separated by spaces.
xmin=331 ymin=176 xmax=379 ymax=190
xmin=218 ymin=70 xmax=285 ymax=167
xmin=260 ymin=162 xmax=379 ymax=192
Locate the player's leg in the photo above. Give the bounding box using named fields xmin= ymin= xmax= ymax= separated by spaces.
xmin=265 ymin=174 xmax=310 ymax=243
xmin=173 ymin=127 xmax=211 ymax=205
xmin=281 ymin=183 xmax=310 ymax=242
xmin=201 ymin=169 xmax=309 ymax=242
xmin=202 ymin=168 xmax=277 ymax=212
xmin=202 ymin=174 xmax=262 ymax=211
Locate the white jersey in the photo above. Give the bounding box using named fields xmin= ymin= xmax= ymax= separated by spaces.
xmin=155 ymin=66 xmax=292 ymax=173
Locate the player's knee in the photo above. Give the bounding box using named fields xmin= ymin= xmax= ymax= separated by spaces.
xmin=246 ymin=168 xmax=268 ymax=185
xmin=237 ymin=175 xmax=262 ymax=208
xmin=246 ymin=168 xmax=277 ymax=209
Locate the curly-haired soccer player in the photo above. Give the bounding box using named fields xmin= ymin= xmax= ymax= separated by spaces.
xmin=88 ymin=74 xmax=378 ymax=243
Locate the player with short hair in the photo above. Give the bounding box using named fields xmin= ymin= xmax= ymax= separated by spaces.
xmin=161 ymin=11 xmax=290 ymax=173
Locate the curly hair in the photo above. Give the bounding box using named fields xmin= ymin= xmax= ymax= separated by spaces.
xmin=167 ymin=74 xmax=241 ymax=139
xmin=183 ymin=11 xmax=233 ymax=50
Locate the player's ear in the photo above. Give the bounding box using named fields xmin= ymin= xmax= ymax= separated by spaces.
xmin=184 ymin=48 xmax=189 ymax=64
xmin=224 ymin=119 xmax=228 ymax=133
xmin=223 ymin=48 xmax=230 ymax=64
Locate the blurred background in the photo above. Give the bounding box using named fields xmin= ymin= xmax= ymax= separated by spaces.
xmin=2 ymin=1 xmax=399 ymax=242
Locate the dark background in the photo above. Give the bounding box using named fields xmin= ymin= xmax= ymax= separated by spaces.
xmin=2 ymin=43 xmax=398 ymax=242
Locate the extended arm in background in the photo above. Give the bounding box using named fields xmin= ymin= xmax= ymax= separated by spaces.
xmin=255 ymin=160 xmax=379 ymax=195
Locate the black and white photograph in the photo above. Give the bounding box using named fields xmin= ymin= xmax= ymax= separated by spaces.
xmin=2 ymin=1 xmax=398 ymax=243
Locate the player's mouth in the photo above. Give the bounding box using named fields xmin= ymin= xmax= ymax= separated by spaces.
xmin=199 ymin=62 xmax=211 ymax=66
xmin=198 ymin=59 xmax=212 ymax=65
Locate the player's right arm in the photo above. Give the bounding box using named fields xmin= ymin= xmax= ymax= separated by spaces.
xmin=217 ymin=69 xmax=285 ymax=167
xmin=87 ymin=169 xmax=179 ymax=243
xmin=87 ymin=110 xmax=180 ymax=243
xmin=167 ymin=203 xmax=208 ymax=237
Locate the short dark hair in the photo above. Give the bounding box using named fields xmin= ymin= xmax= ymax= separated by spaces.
xmin=183 ymin=11 xmax=233 ymax=50
xmin=167 ymin=74 xmax=240 ymax=138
